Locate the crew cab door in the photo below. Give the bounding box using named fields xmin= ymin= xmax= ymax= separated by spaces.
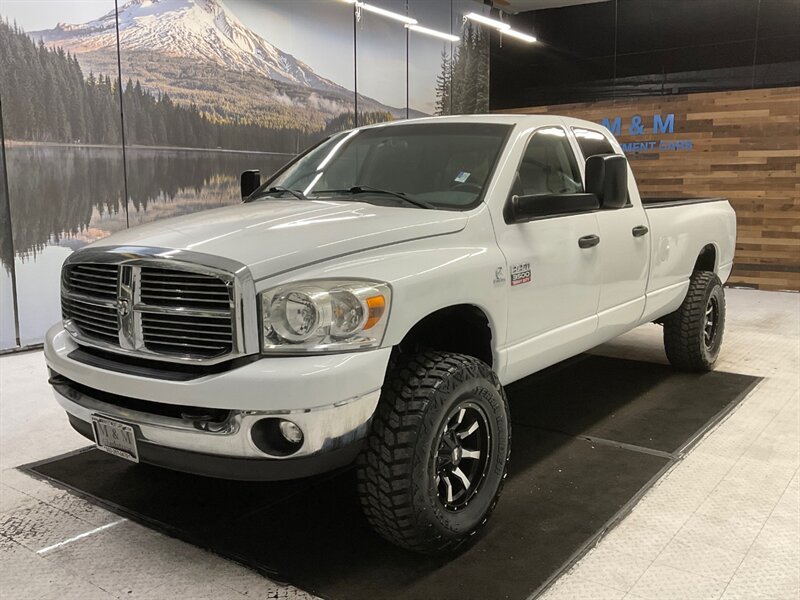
xmin=571 ymin=127 xmax=650 ymax=339
xmin=495 ymin=126 xmax=601 ymax=383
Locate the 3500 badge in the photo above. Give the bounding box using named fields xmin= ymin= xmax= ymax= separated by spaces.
xmin=511 ymin=262 xmax=531 ymax=286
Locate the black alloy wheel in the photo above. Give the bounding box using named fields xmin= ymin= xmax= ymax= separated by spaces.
xmin=435 ymin=402 xmax=491 ymax=511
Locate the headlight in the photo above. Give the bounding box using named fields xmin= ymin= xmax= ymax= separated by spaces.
xmin=260 ymin=279 xmax=391 ymax=353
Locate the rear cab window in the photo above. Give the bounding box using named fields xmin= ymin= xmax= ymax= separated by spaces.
xmin=572 ymin=127 xmax=618 ymax=159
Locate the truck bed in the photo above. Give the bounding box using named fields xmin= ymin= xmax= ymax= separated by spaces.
xmin=641 ymin=196 xmax=728 ymax=209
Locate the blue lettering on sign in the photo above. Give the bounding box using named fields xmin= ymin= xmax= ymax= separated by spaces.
xmin=653 ymin=113 xmax=675 ymax=134
xmin=600 ymin=112 xmax=690 ymax=154
xmin=601 ymin=116 xmax=621 ymax=136
xmin=659 ymin=140 xmax=693 ymax=151
xmin=629 ymin=115 xmax=645 ymax=135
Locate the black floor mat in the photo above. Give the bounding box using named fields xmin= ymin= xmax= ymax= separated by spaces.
xmin=24 ymin=355 xmax=759 ymax=600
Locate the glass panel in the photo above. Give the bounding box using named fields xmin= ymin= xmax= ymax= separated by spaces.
xmin=408 ymin=0 xmax=453 ymax=117
xmin=0 ymin=2 xmax=127 ymax=345
xmin=0 ymin=116 xmax=18 ymax=350
xmin=355 ymin=0 xmax=408 ymax=124
xmin=518 ymin=129 xmax=582 ymax=195
xmin=449 ymin=0 xmax=491 ymax=115
xmin=0 ymin=267 xmax=17 ymax=350
xmin=573 ymin=127 xmax=617 ymax=158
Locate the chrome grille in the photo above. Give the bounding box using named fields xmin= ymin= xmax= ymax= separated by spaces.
xmin=139 ymin=267 xmax=233 ymax=357
xmin=140 ymin=267 xmax=232 ymax=311
xmin=141 ymin=312 xmax=234 ymax=356
xmin=62 ymin=258 xmax=239 ymax=362
xmin=66 ymin=264 xmax=119 ymax=300
xmin=62 ymin=264 xmax=120 ymax=344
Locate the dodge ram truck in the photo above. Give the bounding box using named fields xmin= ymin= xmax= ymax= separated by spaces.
xmin=45 ymin=115 xmax=736 ymax=553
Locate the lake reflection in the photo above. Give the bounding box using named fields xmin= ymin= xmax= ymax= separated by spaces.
xmin=3 ymin=144 xmax=290 ymax=346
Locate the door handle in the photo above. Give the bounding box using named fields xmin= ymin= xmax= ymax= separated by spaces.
xmin=632 ymin=225 xmax=649 ymax=237
xmin=578 ymin=234 xmax=600 ymax=249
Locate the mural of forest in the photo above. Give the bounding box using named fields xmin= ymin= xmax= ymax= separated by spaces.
xmin=0 ymin=0 xmax=491 ymax=348
xmin=0 ymin=21 xmax=394 ymax=153
xmin=435 ymin=22 xmax=490 ymax=115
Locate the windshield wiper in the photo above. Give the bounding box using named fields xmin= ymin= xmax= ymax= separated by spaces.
xmin=313 ymin=185 xmax=434 ymax=209
xmin=252 ymin=186 xmax=308 ymax=201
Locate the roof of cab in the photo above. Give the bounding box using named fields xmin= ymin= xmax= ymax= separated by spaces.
xmin=357 ymin=113 xmax=610 ymax=134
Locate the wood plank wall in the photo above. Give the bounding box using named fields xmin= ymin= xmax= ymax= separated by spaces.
xmin=503 ymin=87 xmax=800 ymax=291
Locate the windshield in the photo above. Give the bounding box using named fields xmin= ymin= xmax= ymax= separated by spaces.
xmin=259 ymin=122 xmax=512 ymax=210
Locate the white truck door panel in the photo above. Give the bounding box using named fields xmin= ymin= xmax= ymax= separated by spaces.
xmin=594 ymin=170 xmax=650 ymax=339
xmin=499 ymin=213 xmax=601 ymax=382
xmin=494 ymin=126 xmax=601 ymax=384
xmin=569 ymin=126 xmax=649 ymax=339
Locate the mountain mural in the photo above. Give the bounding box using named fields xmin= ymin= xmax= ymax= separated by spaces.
xmin=27 ymin=0 xmax=422 ymax=135
xmin=36 ymin=0 xmax=349 ymax=93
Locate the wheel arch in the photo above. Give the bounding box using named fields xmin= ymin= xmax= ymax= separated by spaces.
xmin=694 ymin=243 xmax=718 ymax=273
xmin=394 ymin=304 xmax=495 ymax=367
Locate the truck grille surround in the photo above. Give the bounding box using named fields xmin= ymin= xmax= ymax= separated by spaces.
xmin=61 ymin=256 xmax=243 ymax=362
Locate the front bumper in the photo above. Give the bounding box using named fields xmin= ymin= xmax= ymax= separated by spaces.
xmin=65 ymin=414 xmax=364 ymax=481
xmin=45 ymin=325 xmax=391 ymax=479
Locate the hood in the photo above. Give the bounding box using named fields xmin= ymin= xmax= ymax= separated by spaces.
xmin=90 ymin=200 xmax=469 ymax=280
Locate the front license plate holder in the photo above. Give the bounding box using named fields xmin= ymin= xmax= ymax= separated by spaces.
xmin=91 ymin=415 xmax=139 ymax=463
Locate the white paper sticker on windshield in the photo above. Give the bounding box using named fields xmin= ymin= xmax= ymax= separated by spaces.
xmin=454 ymin=171 xmax=471 ymax=183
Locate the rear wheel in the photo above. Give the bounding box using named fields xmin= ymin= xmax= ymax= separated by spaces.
xmin=356 ymin=351 xmax=511 ymax=554
xmin=663 ymin=270 xmax=726 ymax=372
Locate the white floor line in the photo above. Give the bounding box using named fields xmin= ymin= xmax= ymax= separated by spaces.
xmin=37 ymin=518 xmax=127 ymax=555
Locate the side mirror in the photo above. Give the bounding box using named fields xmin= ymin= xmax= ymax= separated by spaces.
xmin=584 ymin=154 xmax=628 ymax=209
xmin=240 ymin=170 xmax=261 ymax=199
xmin=509 ymin=192 xmax=600 ymax=223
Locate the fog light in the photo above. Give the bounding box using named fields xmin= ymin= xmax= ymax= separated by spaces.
xmin=251 ymin=418 xmax=304 ymax=456
xmin=279 ymin=420 xmax=303 ymax=444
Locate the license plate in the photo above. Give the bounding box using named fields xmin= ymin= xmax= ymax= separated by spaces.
xmin=91 ymin=416 xmax=139 ymax=463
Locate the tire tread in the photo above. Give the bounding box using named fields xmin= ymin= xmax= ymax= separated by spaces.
xmin=356 ymin=350 xmax=509 ymax=553
xmin=663 ymin=270 xmax=724 ymax=371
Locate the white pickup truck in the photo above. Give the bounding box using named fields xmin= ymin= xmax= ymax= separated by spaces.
xmin=45 ymin=115 xmax=736 ymax=553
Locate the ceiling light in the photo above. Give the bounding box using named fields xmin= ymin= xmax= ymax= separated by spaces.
xmin=406 ymin=24 xmax=460 ymax=42
xmin=465 ymin=12 xmax=510 ymax=31
xmin=503 ymin=29 xmax=537 ymax=43
xmin=352 ymin=1 xmax=417 ymax=25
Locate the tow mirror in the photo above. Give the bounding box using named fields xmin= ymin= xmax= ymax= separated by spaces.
xmin=585 ymin=154 xmax=628 ymax=209
xmin=240 ymin=170 xmax=261 ymax=199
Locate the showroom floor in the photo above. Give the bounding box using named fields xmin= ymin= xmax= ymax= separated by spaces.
xmin=1 ymin=288 xmax=798 ymax=600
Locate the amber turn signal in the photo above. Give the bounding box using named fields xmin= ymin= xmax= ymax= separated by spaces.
xmin=364 ymin=295 xmax=386 ymax=329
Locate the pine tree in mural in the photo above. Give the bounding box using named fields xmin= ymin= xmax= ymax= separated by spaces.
xmin=434 ymin=22 xmax=489 ymax=116
xmin=434 ymin=48 xmax=452 ymax=115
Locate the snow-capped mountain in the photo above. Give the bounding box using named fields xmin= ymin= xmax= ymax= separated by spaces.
xmin=31 ymin=0 xmax=348 ymax=95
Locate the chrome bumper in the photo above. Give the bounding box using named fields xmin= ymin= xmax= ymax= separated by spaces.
xmin=51 ymin=374 xmax=381 ymax=460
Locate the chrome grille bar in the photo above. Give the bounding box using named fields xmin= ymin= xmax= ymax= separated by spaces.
xmin=60 ymin=247 xmax=255 ymax=364
xmin=62 ymin=265 xmax=120 ymax=342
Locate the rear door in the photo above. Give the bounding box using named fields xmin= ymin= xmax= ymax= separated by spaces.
xmin=571 ymin=127 xmax=650 ymax=339
xmin=496 ymin=126 xmax=601 ymax=383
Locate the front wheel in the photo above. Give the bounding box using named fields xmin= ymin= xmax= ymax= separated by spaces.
xmin=663 ymin=270 xmax=726 ymax=372
xmin=356 ymin=351 xmax=511 ymax=554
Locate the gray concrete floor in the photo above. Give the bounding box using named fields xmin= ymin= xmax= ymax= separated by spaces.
xmin=1 ymin=288 xmax=798 ymax=600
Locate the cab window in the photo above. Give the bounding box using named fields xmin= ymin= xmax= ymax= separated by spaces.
xmin=512 ymin=128 xmax=582 ymax=197
xmin=572 ymin=127 xmax=617 ymax=159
